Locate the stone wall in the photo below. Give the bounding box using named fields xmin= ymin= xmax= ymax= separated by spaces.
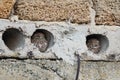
xmin=0 ymin=0 xmax=120 ymax=80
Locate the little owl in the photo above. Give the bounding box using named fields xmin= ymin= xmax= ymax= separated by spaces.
xmin=31 ymin=32 xmax=48 ymax=52
xmin=87 ymin=38 xmax=101 ymax=54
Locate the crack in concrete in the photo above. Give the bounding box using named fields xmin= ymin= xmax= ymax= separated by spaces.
xmin=0 ymin=57 xmax=62 ymax=61
xmin=0 ymin=57 xmax=119 ymax=62
xmin=23 ymin=60 xmax=64 ymax=79
xmin=41 ymin=65 xmax=64 ymax=79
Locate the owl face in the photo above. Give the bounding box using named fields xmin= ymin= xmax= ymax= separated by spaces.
xmin=87 ymin=38 xmax=101 ymax=53
xmin=31 ymin=32 xmax=48 ymax=52
xmin=90 ymin=39 xmax=100 ymax=48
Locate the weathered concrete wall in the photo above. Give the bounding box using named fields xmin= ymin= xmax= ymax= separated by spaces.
xmin=0 ymin=59 xmax=76 ymax=80
xmin=0 ymin=59 xmax=120 ymax=80
xmin=0 ymin=0 xmax=119 ymax=80
xmin=0 ymin=20 xmax=120 ymax=64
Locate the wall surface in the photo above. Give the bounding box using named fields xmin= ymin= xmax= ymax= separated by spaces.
xmin=0 ymin=0 xmax=120 ymax=80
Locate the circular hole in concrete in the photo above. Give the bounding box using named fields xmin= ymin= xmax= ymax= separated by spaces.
xmin=86 ymin=34 xmax=109 ymax=54
xmin=31 ymin=29 xmax=54 ymax=52
xmin=2 ymin=28 xmax=25 ymax=51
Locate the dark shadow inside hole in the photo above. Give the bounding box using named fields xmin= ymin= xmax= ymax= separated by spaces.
xmin=86 ymin=34 xmax=109 ymax=54
xmin=107 ymin=54 xmax=116 ymax=60
xmin=31 ymin=29 xmax=54 ymax=52
xmin=2 ymin=28 xmax=25 ymax=51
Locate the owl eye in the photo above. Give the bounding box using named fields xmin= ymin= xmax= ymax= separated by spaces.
xmin=39 ymin=37 xmax=43 ymax=39
xmin=94 ymin=44 xmax=98 ymax=47
xmin=35 ymin=37 xmax=39 ymax=39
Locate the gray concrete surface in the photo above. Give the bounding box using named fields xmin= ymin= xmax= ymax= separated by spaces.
xmin=0 ymin=59 xmax=120 ymax=80
xmin=0 ymin=19 xmax=120 ymax=64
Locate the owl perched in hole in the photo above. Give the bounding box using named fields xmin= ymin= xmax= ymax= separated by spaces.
xmin=87 ymin=38 xmax=101 ymax=54
xmin=31 ymin=32 xmax=48 ymax=52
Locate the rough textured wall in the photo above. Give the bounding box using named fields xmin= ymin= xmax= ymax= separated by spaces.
xmin=0 ymin=0 xmax=120 ymax=25
xmin=0 ymin=0 xmax=119 ymax=80
xmin=93 ymin=0 xmax=120 ymax=26
xmin=0 ymin=59 xmax=120 ymax=80
xmin=14 ymin=0 xmax=90 ymax=24
xmin=0 ymin=0 xmax=15 ymax=18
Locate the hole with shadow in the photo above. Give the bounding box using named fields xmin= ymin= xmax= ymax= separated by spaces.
xmin=107 ymin=54 xmax=116 ymax=60
xmin=31 ymin=29 xmax=54 ymax=52
xmin=86 ymin=34 xmax=109 ymax=54
xmin=2 ymin=28 xmax=25 ymax=51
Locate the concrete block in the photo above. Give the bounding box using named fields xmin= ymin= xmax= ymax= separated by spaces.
xmin=14 ymin=0 xmax=90 ymax=24
xmin=0 ymin=59 xmax=120 ymax=80
xmin=80 ymin=61 xmax=120 ymax=80
xmin=0 ymin=59 xmax=76 ymax=80
xmin=0 ymin=19 xmax=120 ymax=64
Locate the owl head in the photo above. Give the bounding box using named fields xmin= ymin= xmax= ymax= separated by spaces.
xmin=33 ymin=32 xmax=45 ymax=39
